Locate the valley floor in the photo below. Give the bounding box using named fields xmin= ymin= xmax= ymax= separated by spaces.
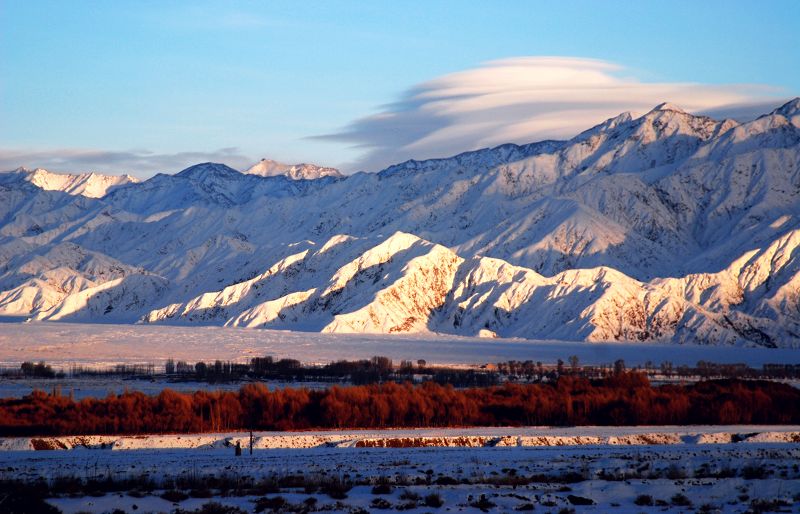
xmin=1 ymin=322 xmax=797 ymax=369
xmin=1 ymin=427 xmax=798 ymax=513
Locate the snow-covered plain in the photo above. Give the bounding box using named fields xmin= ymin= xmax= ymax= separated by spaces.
xmin=2 ymin=429 xmax=798 ymax=513
xmin=1 ymin=322 xmax=797 ymax=369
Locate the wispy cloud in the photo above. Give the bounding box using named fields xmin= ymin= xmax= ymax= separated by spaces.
xmin=0 ymin=148 xmax=255 ymax=177
xmin=316 ymin=57 xmax=788 ymax=172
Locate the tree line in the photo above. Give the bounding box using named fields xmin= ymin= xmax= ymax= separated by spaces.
xmin=0 ymin=373 xmax=797 ymax=436
xmin=4 ymin=356 xmax=798 ymax=385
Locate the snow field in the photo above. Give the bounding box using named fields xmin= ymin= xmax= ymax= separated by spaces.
xmin=1 ymin=440 xmax=796 ymax=513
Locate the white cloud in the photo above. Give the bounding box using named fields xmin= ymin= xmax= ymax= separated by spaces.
xmin=317 ymin=56 xmax=788 ymax=172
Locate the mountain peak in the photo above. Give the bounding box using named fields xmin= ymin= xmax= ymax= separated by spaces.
xmin=176 ymin=162 xmax=241 ymax=180
xmin=245 ymin=159 xmax=343 ymax=180
xmin=772 ymin=97 xmax=800 ymax=117
xmin=650 ymin=102 xmax=686 ymax=114
xmin=575 ymin=111 xmax=636 ymax=140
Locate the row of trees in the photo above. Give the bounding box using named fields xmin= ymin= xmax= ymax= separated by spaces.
xmin=4 ymin=357 xmax=799 ymax=383
xmin=496 ymin=358 xmax=800 ymax=381
xmin=0 ymin=374 xmax=797 ymax=436
xmin=166 ymin=355 xmax=498 ymax=386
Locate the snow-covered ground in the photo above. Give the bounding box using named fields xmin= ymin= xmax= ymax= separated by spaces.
xmin=1 ymin=322 xmax=797 ymax=370
xmin=1 ymin=428 xmax=798 ymax=513
xmin=2 ymin=425 xmax=799 ymax=451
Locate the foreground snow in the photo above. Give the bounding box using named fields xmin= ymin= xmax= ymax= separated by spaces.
xmin=1 ymin=431 xmax=797 ymax=513
xmin=1 ymin=322 xmax=798 ymax=369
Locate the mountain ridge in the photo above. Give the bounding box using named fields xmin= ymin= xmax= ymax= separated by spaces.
xmin=2 ymin=98 xmax=800 ymax=347
xmin=3 ymin=167 xmax=139 ymax=198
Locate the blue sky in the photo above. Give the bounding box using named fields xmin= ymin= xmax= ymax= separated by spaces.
xmin=2 ymin=1 xmax=799 ymax=176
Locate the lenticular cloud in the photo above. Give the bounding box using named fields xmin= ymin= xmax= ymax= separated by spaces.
xmin=319 ymin=56 xmax=783 ymax=172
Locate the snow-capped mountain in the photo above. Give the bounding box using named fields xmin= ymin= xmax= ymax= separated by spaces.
xmin=2 ymin=99 xmax=800 ymax=347
xmin=6 ymin=167 xmax=139 ymax=198
xmin=244 ymin=159 xmax=343 ymax=180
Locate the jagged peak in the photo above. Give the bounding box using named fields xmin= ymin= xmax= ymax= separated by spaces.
xmin=771 ymin=97 xmax=800 ymax=117
xmin=245 ymin=158 xmax=343 ymax=180
xmin=2 ymin=167 xmax=139 ymax=197
xmin=627 ymin=102 xmax=725 ymax=141
xmin=575 ymin=111 xmax=636 ymax=140
xmin=649 ymin=102 xmax=687 ymax=114
xmin=573 ymin=103 xmax=711 ymax=147
xmin=14 ymin=166 xmax=139 ymax=182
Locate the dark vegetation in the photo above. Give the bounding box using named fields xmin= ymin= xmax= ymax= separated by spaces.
xmin=15 ymin=361 xmax=60 ymax=378
xmin=3 ymin=355 xmax=799 ymax=386
xmin=2 ymin=356 xmax=502 ymax=387
xmin=0 ymin=372 xmax=798 ymax=436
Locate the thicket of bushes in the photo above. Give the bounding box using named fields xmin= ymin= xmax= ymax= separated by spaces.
xmin=0 ymin=374 xmax=797 ymax=436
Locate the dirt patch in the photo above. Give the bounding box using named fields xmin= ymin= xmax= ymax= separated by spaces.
xmin=31 ymin=438 xmax=67 ymax=450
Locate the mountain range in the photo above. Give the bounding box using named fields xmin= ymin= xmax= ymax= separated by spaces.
xmin=2 ymin=99 xmax=800 ymax=347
